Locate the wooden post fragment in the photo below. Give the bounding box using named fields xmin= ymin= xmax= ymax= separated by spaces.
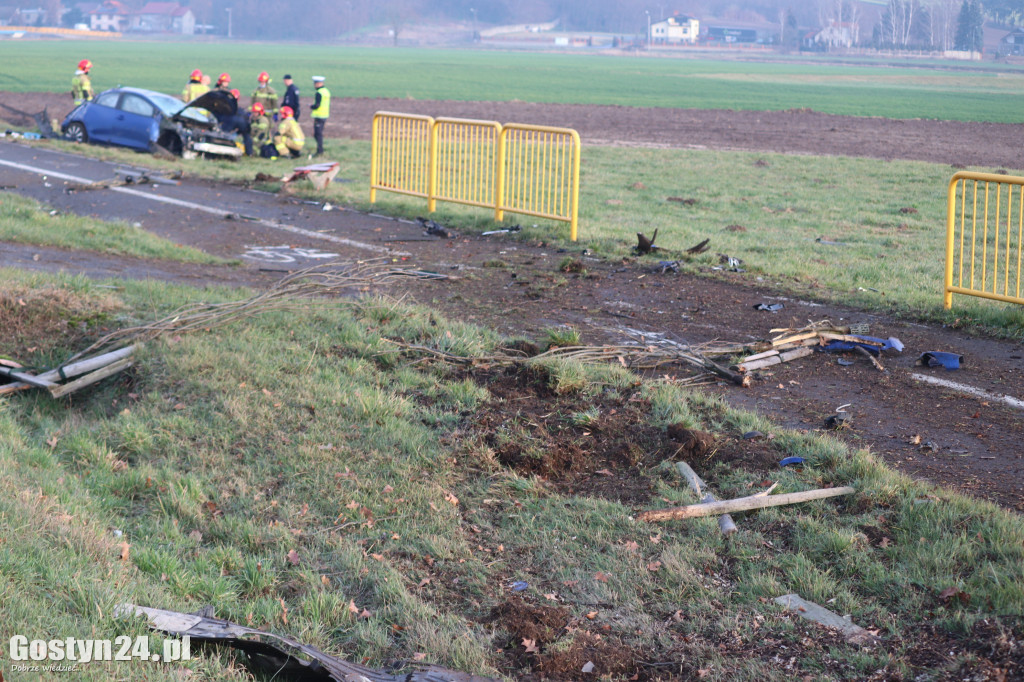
xmin=0 ymin=346 xmax=136 ymax=396
xmin=48 ymin=358 xmax=134 ymax=398
xmin=637 ymin=486 xmax=855 ymax=522
xmin=675 ymin=461 xmax=737 ymax=536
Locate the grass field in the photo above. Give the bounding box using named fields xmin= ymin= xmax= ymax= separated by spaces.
xmin=4 ymin=41 xmax=1024 ymax=122
xmin=2 ymin=267 xmax=1022 ymax=680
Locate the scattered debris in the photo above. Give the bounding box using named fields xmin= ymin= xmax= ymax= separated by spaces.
xmin=666 ymin=197 xmax=697 ymax=205
xmin=282 ymin=161 xmax=339 ymax=191
xmin=510 ymin=581 xmax=529 ymax=592
xmin=418 ymin=216 xmax=455 ymax=239
xmin=824 ymin=412 xmax=852 ymax=429
xmin=773 ymin=594 xmax=879 ymax=646
xmin=65 ymin=167 xmax=181 ymax=193
xmin=732 ymin=347 xmax=812 ymax=373
xmin=116 ymin=603 xmax=497 ymax=682
xmin=918 ymin=351 xmax=963 ymax=371
xmin=779 ymin=457 xmax=805 ymax=467
xmin=742 ymin=431 xmax=765 ymax=440
xmin=815 ymin=237 xmax=847 ymax=246
xmin=754 ymin=302 xmax=785 ymax=312
xmin=635 ymin=229 xmax=659 ymax=254
xmin=482 ymin=224 xmax=522 ymax=236
xmin=672 ymin=460 xmax=738 ymax=536
xmin=658 ymin=260 xmax=680 ymax=274
xmin=638 ymin=485 xmax=855 ymax=522
xmin=837 ymin=358 xmax=855 ymax=366
xmin=685 ymin=238 xmax=710 ymax=254
xmin=0 ymin=345 xmax=136 ymax=398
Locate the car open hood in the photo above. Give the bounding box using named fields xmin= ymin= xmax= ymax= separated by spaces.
xmin=175 ymin=90 xmax=238 ymax=120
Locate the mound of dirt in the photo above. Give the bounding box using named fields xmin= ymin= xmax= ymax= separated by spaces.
xmin=0 ymin=285 xmax=121 ymax=362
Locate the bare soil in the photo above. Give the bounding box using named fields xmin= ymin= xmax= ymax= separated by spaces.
xmin=6 ymin=91 xmax=1024 ymax=169
xmin=0 ymin=93 xmax=1022 ymax=514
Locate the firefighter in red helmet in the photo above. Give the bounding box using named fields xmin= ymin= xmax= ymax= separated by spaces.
xmin=182 ymin=69 xmax=209 ymax=102
xmin=250 ymin=71 xmax=279 ymax=120
xmin=71 ymin=59 xmax=94 ymax=106
xmin=216 ymin=73 xmax=232 ymax=92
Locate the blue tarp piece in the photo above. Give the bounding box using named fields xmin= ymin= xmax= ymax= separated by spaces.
xmin=823 ymin=335 xmax=903 ymax=356
xmin=779 ymin=457 xmax=806 ymax=467
xmin=919 ymin=351 xmax=963 ymax=370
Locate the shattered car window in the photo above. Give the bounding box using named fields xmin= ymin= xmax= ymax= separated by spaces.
xmin=147 ymin=92 xmax=215 ymax=125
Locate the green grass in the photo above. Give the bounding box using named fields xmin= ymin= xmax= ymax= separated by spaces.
xmin=7 ymin=42 xmax=1024 ymax=121
xmin=0 ymin=191 xmax=231 ymax=264
xmin=1 ymin=269 xmax=1021 ymax=680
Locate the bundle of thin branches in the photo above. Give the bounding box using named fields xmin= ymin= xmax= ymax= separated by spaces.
xmin=379 ymin=339 xmax=739 ymax=385
xmin=69 ymin=260 xmax=448 ymax=361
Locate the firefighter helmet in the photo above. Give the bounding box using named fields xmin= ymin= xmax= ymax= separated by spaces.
xmin=78 ymin=59 xmax=92 ymax=72
xmin=190 ymin=69 xmax=203 ymax=80
xmin=251 ymin=102 xmax=265 ymax=115
xmin=230 ymin=89 xmax=240 ymax=99
xmin=280 ymin=105 xmax=294 ymax=118
xmin=257 ymin=71 xmax=270 ymax=83
xmin=217 ymin=72 xmax=231 ymax=85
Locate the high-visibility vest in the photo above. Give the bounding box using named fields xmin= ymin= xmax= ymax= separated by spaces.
xmin=72 ymin=73 xmax=92 ymax=105
xmin=182 ymin=81 xmax=209 ymax=102
xmin=251 ymin=86 xmax=278 ymax=117
xmin=274 ymin=117 xmax=305 ymax=153
xmin=251 ymin=114 xmax=271 ymax=144
xmin=311 ymin=87 xmax=331 ymax=119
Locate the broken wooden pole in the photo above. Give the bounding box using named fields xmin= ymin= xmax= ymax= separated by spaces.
xmin=733 ymin=347 xmax=814 ymax=373
xmin=774 ymin=594 xmax=879 ymax=646
xmin=675 ymin=461 xmax=737 ymax=536
xmin=637 ymin=486 xmax=855 ymax=522
xmin=48 ymin=357 xmax=134 ymax=398
xmin=0 ymin=346 xmax=137 ymax=396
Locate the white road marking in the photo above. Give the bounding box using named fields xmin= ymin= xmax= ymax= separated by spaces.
xmin=910 ymin=372 xmax=1024 ymax=411
xmin=242 ymin=245 xmax=339 ymax=263
xmin=0 ymin=157 xmax=408 ymax=256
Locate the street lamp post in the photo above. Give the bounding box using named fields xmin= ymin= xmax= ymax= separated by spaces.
xmin=644 ymin=10 xmax=651 ymax=50
xmin=470 ymin=7 xmax=476 ymax=42
xmin=225 ymin=7 xmax=232 ymax=38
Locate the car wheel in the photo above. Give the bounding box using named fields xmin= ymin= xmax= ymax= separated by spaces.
xmin=65 ymin=122 xmax=87 ymax=143
xmin=157 ymin=132 xmax=183 ymax=156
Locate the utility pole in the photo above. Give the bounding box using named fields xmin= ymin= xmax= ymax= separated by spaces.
xmin=470 ymin=7 xmax=476 ymax=42
xmin=645 ymin=10 xmax=651 ymax=49
xmin=225 ymin=7 xmax=232 ymax=38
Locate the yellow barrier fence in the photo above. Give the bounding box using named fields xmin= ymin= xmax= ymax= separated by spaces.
xmin=370 ymin=112 xmax=434 ymax=202
xmin=498 ymin=123 xmax=581 ymax=241
xmin=945 ymin=171 xmax=1024 ymax=309
xmin=370 ymin=112 xmax=582 ymax=240
xmin=430 ymin=117 xmax=502 ymax=213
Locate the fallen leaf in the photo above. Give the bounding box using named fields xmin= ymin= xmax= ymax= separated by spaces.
xmin=370 ymin=553 xmax=385 ymax=562
xmin=595 ymin=469 xmax=614 ymax=476
xmin=348 ymin=600 xmax=359 ymax=615
xmin=188 ymin=530 xmax=203 ymax=543
xmin=382 ymin=484 xmax=394 ymax=494
xmin=321 ymin=575 xmax=330 ymax=586
xmin=412 ymin=652 xmax=427 ymax=661
xmin=593 ymin=571 xmax=610 ymax=583
xmin=878 ymin=537 xmax=891 ymax=548
xmin=417 ymin=577 xmax=431 ymax=588
xmin=46 ymin=435 xmax=58 ymax=449
xmin=585 ymin=611 xmax=598 ymax=619
xmin=909 ymin=434 xmax=922 ymax=445
xmin=647 ymin=561 xmax=662 ymax=572
xmin=262 ymin=388 xmax=272 ymax=396
xmin=118 ymin=541 xmax=130 ymax=561
xmin=622 ymin=540 xmax=640 ymax=553
xmin=346 ymin=500 xmax=360 ymax=509
xmin=562 ymin=580 xmax=579 ymax=587
xmin=522 ymin=638 xmax=539 ymax=654
xmin=444 ymin=492 xmax=460 ymax=506
xmin=286 ymin=549 xmax=301 ymax=565
xmin=543 ymin=593 xmax=559 ymax=601
xmin=359 ymin=608 xmax=372 ymax=619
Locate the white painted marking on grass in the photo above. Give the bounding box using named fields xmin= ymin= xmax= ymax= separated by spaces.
xmin=0 ymin=157 xmax=407 ymax=256
xmin=910 ymin=372 xmax=1024 ymax=411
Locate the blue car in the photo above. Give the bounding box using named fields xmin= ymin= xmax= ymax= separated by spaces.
xmin=61 ymin=87 xmax=242 ymax=159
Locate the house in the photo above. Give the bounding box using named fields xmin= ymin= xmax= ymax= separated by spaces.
xmin=814 ymin=21 xmax=858 ymax=48
xmin=650 ymin=14 xmax=699 ymax=45
xmin=89 ymin=0 xmax=128 ymax=31
xmin=1001 ymin=28 xmax=1024 ymax=55
xmin=130 ymin=1 xmax=194 ymax=34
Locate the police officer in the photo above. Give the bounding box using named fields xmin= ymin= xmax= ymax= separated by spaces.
xmin=182 ymin=69 xmax=208 ymax=102
xmin=71 ymin=59 xmax=94 ymax=106
xmin=309 ymin=75 xmax=330 ymax=157
xmin=271 ymin=105 xmax=304 ymax=158
xmin=281 ymin=74 xmax=300 ymax=121
xmin=251 ymin=72 xmax=279 ymax=120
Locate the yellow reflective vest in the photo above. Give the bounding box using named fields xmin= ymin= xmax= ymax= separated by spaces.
xmin=182 ymin=80 xmax=209 ymax=102
xmin=251 ymin=86 xmax=279 ymax=118
xmin=251 ymin=114 xmax=271 ymax=145
xmin=71 ymin=72 xmax=93 ymax=105
xmin=274 ymin=117 xmax=305 ymax=153
xmin=311 ymin=87 xmax=330 ymax=119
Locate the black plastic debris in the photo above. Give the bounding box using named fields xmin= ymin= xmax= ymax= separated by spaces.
xmin=659 ymin=260 xmax=680 ymax=274
xmin=918 ymin=351 xmax=963 ymax=371
xmin=824 ymin=412 xmax=852 ymax=429
xmin=417 ymin=216 xmax=454 ymax=239
xmin=754 ymin=303 xmax=785 ymax=312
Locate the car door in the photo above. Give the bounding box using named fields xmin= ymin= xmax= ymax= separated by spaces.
xmin=83 ymin=90 xmax=121 ymax=143
xmin=113 ymin=93 xmax=159 ymax=150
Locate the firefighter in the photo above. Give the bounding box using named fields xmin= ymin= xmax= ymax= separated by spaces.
xmin=270 ymin=105 xmax=304 ymax=158
xmin=250 ymin=72 xmax=279 ymax=120
xmin=182 ymin=69 xmax=208 ymax=102
xmin=71 ymin=59 xmax=94 ymax=106
xmin=309 ymin=75 xmax=330 ymax=157
xmin=250 ymin=102 xmax=271 ymax=156
xmin=215 ymin=73 xmax=232 ymax=92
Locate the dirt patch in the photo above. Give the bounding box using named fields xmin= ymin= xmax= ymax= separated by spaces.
xmin=468 ymin=365 xmax=675 ymax=504
xmin=8 ymin=91 xmax=1024 ymax=170
xmin=0 ymin=284 xmax=121 ymax=362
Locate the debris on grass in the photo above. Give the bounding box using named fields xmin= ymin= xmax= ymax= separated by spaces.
xmin=637 ymin=484 xmax=855 ymax=522
xmin=635 ymin=229 xmax=659 ymax=254
xmin=685 ymin=238 xmax=710 ymax=254
xmin=116 ymin=603 xmax=498 ymax=682
xmin=773 ymin=594 xmax=879 ymax=646
xmin=418 ymin=216 xmax=456 ymax=239
xmin=918 ymin=351 xmax=964 ymax=370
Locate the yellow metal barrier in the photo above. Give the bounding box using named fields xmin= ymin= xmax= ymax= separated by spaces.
xmin=370 ymin=111 xmax=434 ymax=202
xmin=369 ymin=111 xmax=583 ymax=240
xmin=430 ymin=117 xmax=502 ymax=213
xmin=497 ymin=123 xmax=581 ymax=241
xmin=945 ymin=171 xmax=1024 ymax=309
